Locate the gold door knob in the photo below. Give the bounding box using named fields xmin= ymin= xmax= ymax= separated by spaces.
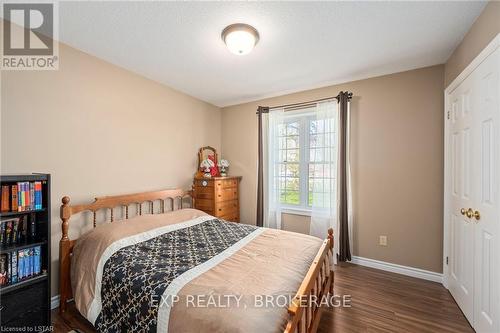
xmin=460 ymin=208 xmax=466 ymax=215
xmin=465 ymin=208 xmax=474 ymax=218
xmin=473 ymin=210 xmax=480 ymax=221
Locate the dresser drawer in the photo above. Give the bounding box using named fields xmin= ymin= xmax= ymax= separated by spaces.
xmin=194 ymin=199 xmax=214 ymax=213
xmin=215 ymin=187 xmax=238 ymax=202
xmin=194 ymin=186 xmax=214 ymax=199
xmin=215 ymin=200 xmax=238 ymax=216
xmin=194 ymin=179 xmax=213 ymax=188
xmin=215 ymin=179 xmax=238 ymax=189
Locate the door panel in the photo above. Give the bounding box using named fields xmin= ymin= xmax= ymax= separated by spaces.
xmin=473 ymin=48 xmax=499 ymax=333
xmin=449 ymin=83 xmax=475 ymax=322
xmin=448 ymin=46 xmax=499 ymax=333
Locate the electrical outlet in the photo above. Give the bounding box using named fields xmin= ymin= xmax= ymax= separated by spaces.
xmin=379 ymin=235 xmax=388 ymax=246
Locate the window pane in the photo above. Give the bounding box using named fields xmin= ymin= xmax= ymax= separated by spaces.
xmin=309 ymin=182 xmax=336 ymax=207
xmin=309 ymin=164 xmax=324 ymax=178
xmin=310 ymin=119 xmax=324 ymax=134
xmin=311 ymin=192 xmax=324 ymax=207
xmin=310 ymin=148 xmax=325 ymax=162
xmin=279 ymin=150 xmax=286 ymax=162
xmin=286 ymin=149 xmax=299 ymax=162
xmin=306 ymin=115 xmax=337 ymax=208
xmin=324 ymin=164 xmax=335 ymax=178
xmin=279 ymin=137 xmax=286 ymax=149
xmin=309 ymin=148 xmax=316 ymax=162
xmin=325 ymin=134 xmax=333 ymax=147
xmin=286 ymin=136 xmax=299 ymax=149
xmin=287 ymin=122 xmax=299 ymax=135
xmin=287 ymin=163 xmax=300 ymax=178
xmin=323 ymin=147 xmax=336 ymax=163
xmin=310 ymin=179 xmax=324 ymax=192
xmin=279 ymin=178 xmax=286 ymax=190
xmin=286 ymin=191 xmax=300 ymax=205
xmin=278 ymin=124 xmax=286 ymax=136
xmin=323 ymin=193 xmax=332 ymax=207
xmin=310 ymin=134 xmax=325 ymax=148
xmin=279 ymin=164 xmax=286 ymax=177
xmin=323 ymin=179 xmax=332 ymax=193
xmin=281 ymin=190 xmax=299 ymax=205
xmin=286 ymin=178 xmax=299 ymax=191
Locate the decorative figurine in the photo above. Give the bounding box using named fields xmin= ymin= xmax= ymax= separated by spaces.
xmin=218 ymin=159 xmax=230 ymax=177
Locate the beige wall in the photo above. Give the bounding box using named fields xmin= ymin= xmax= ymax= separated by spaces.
xmin=445 ymin=1 xmax=500 ymax=87
xmin=0 ymin=43 xmax=221 ymax=296
xmin=221 ymin=65 xmax=444 ymax=273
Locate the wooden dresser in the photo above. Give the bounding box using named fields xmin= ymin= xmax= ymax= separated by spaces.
xmin=192 ymin=176 xmax=241 ymax=222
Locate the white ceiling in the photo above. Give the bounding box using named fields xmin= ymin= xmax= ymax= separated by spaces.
xmin=57 ymin=1 xmax=487 ymax=107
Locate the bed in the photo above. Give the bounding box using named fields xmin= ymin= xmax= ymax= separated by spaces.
xmin=59 ymin=188 xmax=334 ymax=333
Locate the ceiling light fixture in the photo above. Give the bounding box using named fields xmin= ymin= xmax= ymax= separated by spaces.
xmin=221 ymin=23 xmax=259 ymax=56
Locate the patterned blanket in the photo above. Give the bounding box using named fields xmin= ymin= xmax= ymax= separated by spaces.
xmin=95 ymin=218 xmax=257 ymax=332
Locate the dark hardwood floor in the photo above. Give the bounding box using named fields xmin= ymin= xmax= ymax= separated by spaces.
xmin=317 ymin=263 xmax=473 ymax=333
xmin=52 ymin=263 xmax=473 ymax=333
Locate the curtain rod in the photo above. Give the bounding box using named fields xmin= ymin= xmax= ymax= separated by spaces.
xmin=256 ymin=91 xmax=352 ymax=114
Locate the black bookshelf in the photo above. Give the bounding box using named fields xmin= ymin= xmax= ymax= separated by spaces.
xmin=0 ymin=174 xmax=51 ymax=331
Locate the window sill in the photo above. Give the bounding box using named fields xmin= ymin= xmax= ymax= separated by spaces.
xmin=281 ymin=207 xmax=312 ymax=217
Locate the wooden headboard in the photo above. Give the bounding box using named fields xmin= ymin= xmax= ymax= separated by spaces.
xmin=59 ymin=188 xmax=194 ymax=312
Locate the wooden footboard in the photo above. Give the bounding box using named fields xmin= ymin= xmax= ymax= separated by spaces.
xmin=284 ymin=228 xmax=334 ymax=333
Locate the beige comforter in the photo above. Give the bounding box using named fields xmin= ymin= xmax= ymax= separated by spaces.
xmin=71 ymin=208 xmax=323 ymax=332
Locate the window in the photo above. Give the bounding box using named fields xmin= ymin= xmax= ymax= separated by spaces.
xmin=274 ymin=107 xmax=337 ymax=212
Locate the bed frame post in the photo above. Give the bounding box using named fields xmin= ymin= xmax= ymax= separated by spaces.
xmin=59 ymin=196 xmax=72 ymax=313
xmin=190 ymin=184 xmax=196 ymax=208
xmin=327 ymin=228 xmax=334 ymax=295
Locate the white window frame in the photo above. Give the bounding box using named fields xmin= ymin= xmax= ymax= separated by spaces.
xmin=277 ymin=108 xmax=333 ymax=216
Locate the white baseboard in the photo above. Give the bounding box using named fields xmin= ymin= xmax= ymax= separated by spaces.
xmin=350 ymin=256 xmax=443 ymax=283
xmin=51 ymin=294 xmax=60 ymax=310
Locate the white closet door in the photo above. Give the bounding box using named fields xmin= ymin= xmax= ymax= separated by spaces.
xmin=448 ymin=69 xmax=475 ymax=324
xmin=447 ymin=43 xmax=500 ymax=332
xmin=472 ymin=47 xmax=499 ymax=333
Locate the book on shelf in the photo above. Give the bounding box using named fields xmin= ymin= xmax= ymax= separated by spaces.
xmin=11 ymin=250 xmax=17 ymax=283
xmin=0 ymin=222 xmax=5 ymax=245
xmin=0 ymin=254 xmax=6 ymax=286
xmin=0 ymin=181 xmax=43 ymax=213
xmin=1 ymin=186 xmax=9 ymax=212
xmin=0 ymin=215 xmax=37 ymax=246
xmin=5 ymin=220 xmax=13 ymax=246
xmin=34 ymin=246 xmax=41 ymax=275
xmin=29 ymin=213 xmax=36 ymax=239
xmin=11 ymin=185 xmax=18 ymax=211
xmin=11 ymin=218 xmax=19 ymax=244
xmin=0 ymin=245 xmax=41 ymax=287
xmin=19 ymin=216 xmax=28 ymax=243
xmin=17 ymin=249 xmax=24 ymax=280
